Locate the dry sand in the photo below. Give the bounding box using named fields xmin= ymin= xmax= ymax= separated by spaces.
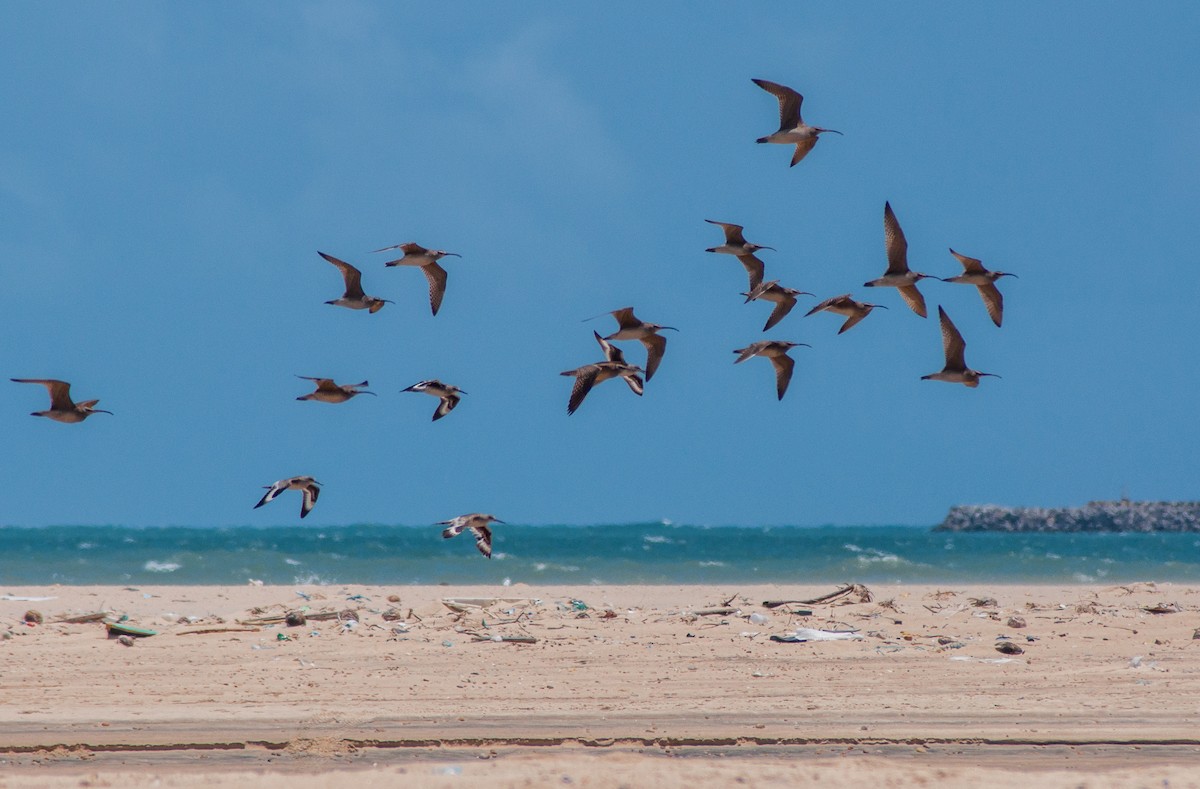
xmin=2 ymin=582 xmax=1199 ymax=787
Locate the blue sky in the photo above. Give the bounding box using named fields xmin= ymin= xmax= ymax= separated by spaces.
xmin=3 ymin=3 xmax=1198 ymax=527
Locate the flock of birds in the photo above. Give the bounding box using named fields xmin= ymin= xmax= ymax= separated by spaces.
xmin=11 ymin=78 xmax=1015 ymax=559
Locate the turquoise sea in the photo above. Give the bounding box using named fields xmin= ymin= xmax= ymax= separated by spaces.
xmin=1 ymin=524 xmax=1197 ymax=586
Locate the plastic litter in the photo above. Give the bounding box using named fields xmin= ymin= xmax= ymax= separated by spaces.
xmin=770 ymin=628 xmax=862 ymax=643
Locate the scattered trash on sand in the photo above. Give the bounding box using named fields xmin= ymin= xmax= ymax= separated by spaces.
xmin=105 ymin=621 xmax=157 ymax=638
xmin=770 ymin=628 xmax=863 ymax=643
xmin=995 ymin=641 xmax=1024 ymax=655
xmin=763 ymin=584 xmax=872 ymax=609
xmin=23 ymin=610 xmax=43 ymax=625
xmin=1142 ymin=602 xmax=1181 ymax=615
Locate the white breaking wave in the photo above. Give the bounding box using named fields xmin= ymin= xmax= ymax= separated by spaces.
xmin=143 ymin=560 xmax=181 ymax=573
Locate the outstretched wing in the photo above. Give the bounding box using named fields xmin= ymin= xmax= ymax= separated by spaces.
xmin=641 ymin=334 xmax=667 ymax=381
xmin=12 ymin=378 xmax=75 ymax=410
xmin=752 ymin=78 xmax=803 ymax=129
xmin=790 ymin=138 xmax=817 ymax=167
xmin=978 ymin=283 xmax=1004 ymax=327
xmin=469 ymin=526 xmax=493 ymax=558
xmin=705 ymin=219 xmax=746 ymax=246
xmin=594 ymin=331 xmax=626 ymax=364
xmin=433 ymin=394 xmax=460 ymax=421
xmin=770 ymin=354 xmax=795 ymax=401
xmin=938 ymin=306 xmax=967 ymax=370
xmin=949 ymin=248 xmax=985 ymax=274
xmin=566 ymin=367 xmax=599 ymax=415
xmin=422 ymin=262 xmax=448 ymax=315
xmin=300 ymin=484 xmax=319 ymax=518
xmin=254 ymin=480 xmax=285 ymax=509
xmin=897 ymin=285 xmax=928 ymax=318
xmin=737 ymin=253 xmax=765 ymax=292
xmin=763 ymin=295 xmax=797 ymax=331
xmin=882 ymin=203 xmax=910 ymax=275
xmin=318 ymin=251 xmax=364 ymax=298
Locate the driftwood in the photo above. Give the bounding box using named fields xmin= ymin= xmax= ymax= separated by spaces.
xmin=176 ymin=625 xmax=262 ymax=635
xmin=691 ymin=607 xmax=739 ymax=616
xmin=52 ymin=612 xmax=111 ymax=624
xmin=763 ymin=584 xmax=873 ymax=609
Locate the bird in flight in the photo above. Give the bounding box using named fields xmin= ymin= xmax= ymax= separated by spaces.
xmin=751 ymin=78 xmax=842 ymax=167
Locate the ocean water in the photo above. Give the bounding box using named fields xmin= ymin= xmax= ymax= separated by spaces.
xmin=1 ymin=523 xmax=1198 ymax=586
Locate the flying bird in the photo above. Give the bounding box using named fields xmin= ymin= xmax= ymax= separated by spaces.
xmin=254 ymin=476 xmax=322 ymax=519
xmin=10 ymin=379 xmax=111 ymax=423
xmin=733 ymin=340 xmax=810 ymax=400
xmin=863 ymin=202 xmax=939 ymax=318
xmin=704 ymin=219 xmax=774 ymax=291
xmin=295 ymin=376 xmax=375 ymax=403
xmin=593 ymin=331 xmax=644 ymax=396
xmin=590 ymin=307 xmax=676 ymax=381
xmin=439 ymin=513 xmax=505 ymax=558
xmin=560 ymin=361 xmax=645 ymax=415
xmin=743 ymin=280 xmax=815 ymax=331
xmin=921 ymin=306 xmax=1000 ymax=388
xmin=402 ymin=379 xmax=465 ymax=421
xmin=804 ymin=294 xmax=887 ymax=334
xmin=751 ymin=78 xmax=842 ymax=167
xmin=372 ymin=242 xmax=460 ymax=316
xmin=318 ymin=251 xmax=392 ymax=313
xmin=943 ymin=248 xmax=1017 ymax=327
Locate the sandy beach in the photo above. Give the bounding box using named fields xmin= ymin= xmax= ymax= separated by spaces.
xmin=2 ymin=582 xmax=1199 ymax=787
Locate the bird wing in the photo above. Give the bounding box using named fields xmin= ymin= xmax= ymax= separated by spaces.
xmin=566 ymin=366 xmax=600 ymax=415
xmin=752 ymin=78 xmax=803 ymax=129
xmin=440 ymin=520 xmax=465 ymax=538
xmin=422 ymin=262 xmax=448 ymax=315
xmin=300 ymin=484 xmax=319 ymax=518
xmin=771 ymin=354 xmax=795 ymax=400
xmin=949 ymin=248 xmax=985 ymax=273
xmin=804 ymin=294 xmax=846 ymax=317
xmin=254 ymin=480 xmax=286 ymax=509
xmin=705 ymin=219 xmax=746 ymax=246
xmin=319 ymin=251 xmax=365 ymax=298
xmin=12 ymin=378 xmax=75 ymax=409
xmin=978 ymin=283 xmax=1004 ymax=327
xmin=838 ymin=310 xmax=870 ymax=334
xmin=897 ymin=285 xmax=928 ymax=318
xmin=763 ymin=295 xmax=797 ymax=331
xmin=610 ymin=306 xmax=638 ymax=330
xmin=883 ymin=202 xmax=910 ymax=274
xmin=469 ymin=526 xmax=493 ymax=558
xmin=594 ymin=330 xmax=626 ymax=363
xmin=737 ymin=254 xmax=765 ymax=292
xmin=313 ymin=378 xmax=340 ymax=392
xmin=938 ymin=306 xmax=968 ymax=370
xmin=790 ymin=138 xmax=817 ymax=167
xmin=402 ymin=242 xmax=428 ymax=256
xmin=433 ymin=394 xmax=460 ymax=421
xmin=622 ymin=373 xmax=644 ymax=396
xmin=641 ymin=333 xmax=667 ymax=382
xmin=733 ymin=342 xmax=766 ymax=364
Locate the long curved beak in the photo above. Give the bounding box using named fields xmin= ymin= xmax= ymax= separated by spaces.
xmin=660 ymin=326 xmax=679 ymax=332
xmin=819 ymin=128 xmax=844 ymax=135
xmin=980 ymin=373 xmax=1002 ymax=378
xmin=444 ymin=252 xmax=461 ymax=258
xmin=1001 ymin=273 xmax=1019 ymax=279
xmin=92 ymin=409 xmax=113 ymax=415
xmin=492 ymin=518 xmax=506 ymax=524
xmin=361 ymin=391 xmax=378 ymax=396
xmin=758 ymin=245 xmax=777 ymax=252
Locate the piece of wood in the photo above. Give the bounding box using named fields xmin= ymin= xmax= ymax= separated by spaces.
xmin=176 ymin=626 xmax=262 ymax=635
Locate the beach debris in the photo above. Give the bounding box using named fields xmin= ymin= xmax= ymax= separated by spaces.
xmin=1006 ymin=616 xmax=1027 ymax=629
xmin=748 ymin=613 xmax=769 ymax=625
xmin=23 ymin=610 xmax=43 ymax=625
xmin=380 ymin=608 xmax=406 ymax=621
xmin=692 ymin=607 xmax=739 ymax=616
xmin=950 ymin=656 xmax=1020 ymax=664
xmin=105 ymin=621 xmax=157 ymax=638
xmin=770 ymin=628 xmax=863 ymax=643
xmin=570 ymin=599 xmax=589 ymax=611
xmin=285 ymin=611 xmax=307 ymax=627
xmin=995 ymin=640 xmax=1024 ymax=655
xmin=1192 ymin=628 xmax=1200 ymax=640
xmin=441 ymin=597 xmax=537 ymax=612
xmin=969 ymin=597 xmax=998 ymax=608
xmin=175 ymin=625 xmax=261 ymax=635
xmin=469 ymin=632 xmax=538 ymax=644
xmin=277 ymin=632 xmax=291 ymax=641
xmin=387 ymin=594 xmax=401 ymax=603
xmin=1142 ymin=602 xmax=1181 ymax=614
xmin=248 ymin=579 xmax=263 ymax=586
xmin=442 ymin=640 xmax=454 ymax=648
xmin=2 ymin=595 xmax=56 ymax=602
xmin=117 ymin=635 xmax=135 ymax=647
xmin=763 ymin=584 xmax=873 ymax=609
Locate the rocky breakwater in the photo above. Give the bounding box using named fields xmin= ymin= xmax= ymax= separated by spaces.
xmin=936 ymin=500 xmax=1200 ymax=532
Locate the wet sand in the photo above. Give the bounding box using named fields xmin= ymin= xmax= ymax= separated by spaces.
xmin=2 ymin=583 xmax=1199 ymax=787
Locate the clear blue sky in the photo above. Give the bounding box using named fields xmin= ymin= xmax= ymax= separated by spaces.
xmin=3 ymin=4 xmax=1197 ymax=527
